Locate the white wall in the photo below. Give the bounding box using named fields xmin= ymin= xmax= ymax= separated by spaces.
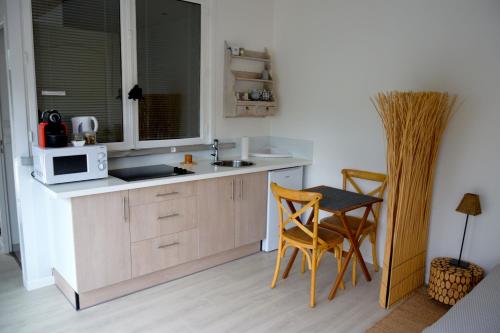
xmin=212 ymin=0 xmax=273 ymax=139
xmin=271 ymin=0 xmax=500 ymax=274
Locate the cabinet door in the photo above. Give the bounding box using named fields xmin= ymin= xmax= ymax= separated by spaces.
xmin=197 ymin=177 xmax=235 ymax=257
xmin=235 ymin=172 xmax=268 ymax=247
xmin=72 ymin=191 xmax=132 ymax=292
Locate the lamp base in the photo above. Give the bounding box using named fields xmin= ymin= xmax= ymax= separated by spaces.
xmin=449 ymin=258 xmax=470 ymax=269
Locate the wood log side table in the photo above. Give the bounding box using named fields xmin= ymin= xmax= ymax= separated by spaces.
xmin=428 ymin=257 xmax=484 ymax=305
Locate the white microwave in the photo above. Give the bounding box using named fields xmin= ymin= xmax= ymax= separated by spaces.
xmin=32 ymin=145 xmax=108 ymax=185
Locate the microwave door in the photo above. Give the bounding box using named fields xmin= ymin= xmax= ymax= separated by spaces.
xmin=52 ymin=155 xmax=88 ymax=175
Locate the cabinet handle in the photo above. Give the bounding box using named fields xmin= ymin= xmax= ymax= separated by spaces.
xmin=157 ymin=242 xmax=179 ymax=249
xmin=156 ymin=191 xmax=179 ymax=197
xmin=231 ymin=180 xmax=235 ymax=200
xmin=239 ymin=178 xmax=243 ymax=200
xmin=157 ymin=213 xmax=180 ymax=220
xmin=123 ymin=196 xmax=129 ymax=222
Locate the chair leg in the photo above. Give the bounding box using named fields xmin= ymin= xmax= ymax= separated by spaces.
xmin=335 ymin=245 xmax=345 ymax=291
xmin=370 ymin=232 xmax=379 ymax=272
xmin=301 ymin=252 xmax=307 ymax=273
xmin=352 ymin=255 xmax=357 ymax=287
xmin=271 ymin=241 xmax=283 ymax=289
xmin=310 ymin=249 xmax=317 ymax=308
xmin=282 ymin=248 xmax=299 ymax=279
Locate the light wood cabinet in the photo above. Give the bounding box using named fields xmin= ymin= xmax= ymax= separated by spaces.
xmin=197 ymin=176 xmax=235 ymax=257
xmin=72 ymin=191 xmax=132 ymax=292
xmin=56 ymin=171 xmax=269 ymax=308
xmin=198 ymin=172 xmax=268 ymax=256
xmin=128 ymin=182 xmax=196 ymax=206
xmin=129 ymin=196 xmax=197 ymax=242
xmin=235 ymin=172 xmax=268 ymax=247
xmin=131 ymin=229 xmax=199 ymax=277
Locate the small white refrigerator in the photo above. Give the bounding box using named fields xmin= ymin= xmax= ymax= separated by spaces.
xmin=262 ymin=166 xmax=304 ymax=252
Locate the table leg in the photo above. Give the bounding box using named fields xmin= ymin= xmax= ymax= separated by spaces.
xmin=328 ymin=205 xmax=373 ymax=300
xmin=351 ymin=206 xmax=372 ymax=281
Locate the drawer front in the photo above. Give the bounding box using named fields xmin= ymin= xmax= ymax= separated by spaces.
xmin=129 ymin=182 xmax=196 ymax=206
xmin=131 ymin=229 xmax=199 ymax=278
xmin=130 ymin=196 xmax=197 ymax=242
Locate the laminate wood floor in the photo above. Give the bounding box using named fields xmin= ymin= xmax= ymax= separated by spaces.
xmin=0 ymin=251 xmax=388 ymax=333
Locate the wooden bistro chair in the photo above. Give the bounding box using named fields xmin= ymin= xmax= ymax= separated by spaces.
xmin=320 ymin=169 xmax=387 ymax=287
xmin=270 ymin=182 xmax=344 ymax=308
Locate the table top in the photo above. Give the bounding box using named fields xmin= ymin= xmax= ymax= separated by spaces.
xmin=305 ymin=185 xmax=382 ymax=214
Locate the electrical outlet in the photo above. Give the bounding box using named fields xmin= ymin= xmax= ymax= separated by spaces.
xmin=170 ymin=146 xmax=176 ymax=153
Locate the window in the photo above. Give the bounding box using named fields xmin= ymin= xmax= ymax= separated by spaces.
xmin=31 ymin=0 xmax=208 ymax=150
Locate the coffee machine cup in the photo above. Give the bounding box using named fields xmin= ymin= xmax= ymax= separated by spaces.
xmin=71 ymin=116 xmax=99 ymax=134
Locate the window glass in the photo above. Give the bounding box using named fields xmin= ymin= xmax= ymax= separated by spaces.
xmin=32 ymin=0 xmax=123 ymax=143
xmin=136 ymin=0 xmax=201 ymax=141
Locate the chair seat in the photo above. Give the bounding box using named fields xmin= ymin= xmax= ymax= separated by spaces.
xmin=320 ymin=215 xmax=375 ymax=237
xmin=283 ymin=224 xmax=343 ymax=247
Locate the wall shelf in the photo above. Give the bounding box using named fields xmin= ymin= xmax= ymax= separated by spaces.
xmin=232 ymin=70 xmax=274 ymax=83
xmin=224 ymin=41 xmax=278 ymax=118
xmin=231 ymin=55 xmax=271 ymax=63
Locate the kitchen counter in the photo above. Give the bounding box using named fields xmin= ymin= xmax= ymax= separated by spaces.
xmin=41 ymin=157 xmax=311 ymax=199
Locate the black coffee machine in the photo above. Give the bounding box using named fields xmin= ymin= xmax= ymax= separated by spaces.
xmin=37 ymin=110 xmax=68 ymax=148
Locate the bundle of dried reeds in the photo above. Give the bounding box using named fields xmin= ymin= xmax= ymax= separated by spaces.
xmin=373 ymin=92 xmax=457 ymax=308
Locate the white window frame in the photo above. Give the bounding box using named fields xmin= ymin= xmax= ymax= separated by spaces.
xmin=22 ymin=0 xmax=212 ymax=152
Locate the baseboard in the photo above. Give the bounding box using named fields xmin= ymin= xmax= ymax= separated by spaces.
xmin=54 ymin=242 xmax=261 ymax=310
xmin=24 ymin=275 xmax=55 ymax=290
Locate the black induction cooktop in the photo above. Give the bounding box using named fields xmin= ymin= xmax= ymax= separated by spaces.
xmin=109 ymin=164 xmax=194 ymax=182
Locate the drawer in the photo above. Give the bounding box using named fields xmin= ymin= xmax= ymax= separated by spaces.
xmin=130 ymin=196 xmax=197 ymax=242
xmin=129 ymin=182 xmax=196 ymax=206
xmin=255 ymin=105 xmax=277 ymax=115
xmin=236 ymin=105 xmax=277 ymax=116
xmin=131 ymin=229 xmax=199 ymax=278
xmin=236 ymin=105 xmax=256 ymax=115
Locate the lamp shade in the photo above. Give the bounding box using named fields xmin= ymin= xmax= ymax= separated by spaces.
xmin=456 ymin=193 xmax=481 ymax=216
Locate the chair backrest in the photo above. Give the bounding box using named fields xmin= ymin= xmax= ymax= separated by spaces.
xmin=270 ymin=182 xmax=326 ymax=246
xmin=341 ymin=169 xmax=387 ymax=227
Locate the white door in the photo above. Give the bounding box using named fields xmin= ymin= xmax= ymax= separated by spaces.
xmin=0 ymin=94 xmax=10 ymax=254
xmin=0 ymin=26 xmax=19 ymax=255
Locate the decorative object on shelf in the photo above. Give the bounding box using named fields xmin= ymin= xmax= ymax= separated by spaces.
xmin=230 ymin=45 xmax=240 ymax=56
xmin=261 ymin=90 xmax=272 ymax=101
xmin=451 ymin=193 xmax=481 ymax=268
xmin=428 ymin=257 xmax=483 ymax=305
xmin=374 ymin=91 xmax=457 ymax=308
xmin=250 ymin=89 xmax=261 ymax=101
xmin=261 ymin=68 xmax=270 ymax=81
xmin=224 ymin=41 xmax=278 ymax=117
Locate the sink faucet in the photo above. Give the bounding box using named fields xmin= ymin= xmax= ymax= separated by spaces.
xmin=211 ymin=139 xmax=219 ymax=162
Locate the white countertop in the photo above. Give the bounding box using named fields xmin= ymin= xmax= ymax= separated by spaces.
xmin=40 ymin=157 xmax=311 ymax=199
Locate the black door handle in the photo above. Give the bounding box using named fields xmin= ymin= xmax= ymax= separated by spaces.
xmin=128 ymin=84 xmax=144 ymax=101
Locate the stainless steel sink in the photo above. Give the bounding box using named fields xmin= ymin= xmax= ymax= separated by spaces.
xmin=212 ymin=160 xmax=254 ymax=168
